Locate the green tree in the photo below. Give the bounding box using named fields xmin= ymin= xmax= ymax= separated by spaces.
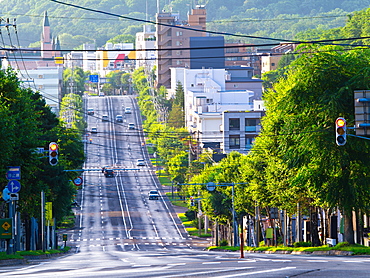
xmin=255 ymin=45 xmax=370 ymax=244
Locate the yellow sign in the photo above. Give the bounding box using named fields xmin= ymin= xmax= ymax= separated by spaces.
xmin=0 ymin=218 xmax=12 ymax=239
xmin=45 ymin=202 xmax=53 ymax=221
xmin=54 ymin=57 xmax=64 ymax=64
xmin=2 ymin=221 xmax=10 ymax=231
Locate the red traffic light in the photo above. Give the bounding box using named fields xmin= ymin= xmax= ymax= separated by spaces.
xmin=49 ymin=142 xmax=58 ymax=151
xmin=49 ymin=142 xmax=59 ymax=166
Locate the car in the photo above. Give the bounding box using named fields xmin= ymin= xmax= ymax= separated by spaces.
xmin=148 ymin=190 xmax=159 ymax=200
xmin=102 ymin=115 xmax=109 ymax=122
xmin=125 ymin=107 xmax=131 ymax=114
xmin=136 ymin=159 xmax=145 ymax=166
xmin=116 ymin=115 xmax=123 ymax=122
xmin=99 ymin=92 xmax=105 ymax=97
xmin=104 ymin=168 xmax=114 ymax=177
xmin=91 ymin=127 xmax=97 ymax=133
xmin=87 ymin=108 xmax=94 ymax=115
xmin=128 ymin=123 xmax=135 ymax=130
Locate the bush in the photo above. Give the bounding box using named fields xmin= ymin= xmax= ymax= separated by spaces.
xmin=219 ymin=239 xmax=228 ymax=246
xmin=336 ymin=242 xmax=350 ymax=248
xmin=185 ymin=210 xmax=196 ymax=221
xmin=294 ymin=241 xmax=312 ymax=248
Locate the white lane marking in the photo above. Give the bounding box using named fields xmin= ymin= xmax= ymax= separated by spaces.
xmin=202 ymin=262 xmax=221 ymax=265
xmin=218 ymin=267 xmax=297 ymax=277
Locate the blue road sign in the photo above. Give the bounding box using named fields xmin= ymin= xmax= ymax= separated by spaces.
xmin=2 ymin=187 xmax=10 ymax=201
xmin=7 ymin=180 xmax=21 ymax=193
xmin=6 ymin=166 xmax=21 ymax=180
xmin=89 ymin=75 xmax=99 ymax=83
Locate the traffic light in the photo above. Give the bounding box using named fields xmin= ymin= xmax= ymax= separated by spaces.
xmin=49 ymin=142 xmax=59 ymax=166
xmin=335 ymin=118 xmax=347 ymax=146
xmin=190 ymin=196 xmax=195 ymax=206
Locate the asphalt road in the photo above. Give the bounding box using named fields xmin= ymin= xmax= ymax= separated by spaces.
xmin=0 ymin=95 xmax=369 ymax=277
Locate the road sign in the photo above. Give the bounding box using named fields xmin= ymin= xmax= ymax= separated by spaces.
xmin=2 ymin=188 xmax=10 ymax=201
xmin=6 ymin=166 xmax=20 ymax=180
xmin=89 ymin=75 xmax=99 ymax=83
xmin=206 ymin=182 xmax=216 ymax=192
xmin=0 ymin=218 xmax=12 ymax=239
xmin=73 ymin=176 xmax=83 ymax=186
xmin=7 ymin=180 xmax=21 ymax=193
xmin=45 ymin=202 xmax=53 ymax=221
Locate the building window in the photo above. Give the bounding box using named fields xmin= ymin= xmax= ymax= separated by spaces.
xmin=167 ymin=29 xmax=172 ymax=36
xmin=233 ymin=84 xmax=238 ymax=88
xmin=176 ymin=31 xmax=183 ymax=36
xmin=229 ymin=135 xmax=240 ymax=149
xmin=38 ymin=75 xmax=44 ymax=79
xmin=38 ymin=85 xmax=43 ymax=89
xmin=229 ymin=118 xmax=240 ymax=130
xmin=176 ymin=50 xmax=182 ymax=55
xmin=206 ymin=98 xmax=213 ymax=104
xmin=272 ymin=63 xmax=275 ymax=66
xmin=245 ymin=119 xmax=257 ymax=132
xmin=176 ymin=60 xmax=183 ymax=65
xmin=245 ymin=136 xmax=255 ymax=149
xmin=167 ymin=41 xmax=172 ymax=46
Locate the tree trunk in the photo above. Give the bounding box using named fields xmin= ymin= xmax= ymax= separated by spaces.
xmin=310 ymin=206 xmax=321 ymax=246
xmin=343 ymin=210 xmax=355 ymax=244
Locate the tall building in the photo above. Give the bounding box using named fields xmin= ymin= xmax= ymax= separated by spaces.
xmin=135 ymin=25 xmax=156 ymax=71
xmin=155 ymin=6 xmax=206 ymax=88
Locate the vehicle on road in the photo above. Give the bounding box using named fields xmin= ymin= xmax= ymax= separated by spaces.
xmin=136 ymin=159 xmax=145 ymax=166
xmin=104 ymin=168 xmax=114 ymax=177
xmin=125 ymin=107 xmax=131 ymax=114
xmin=87 ymin=108 xmax=94 ymax=115
xmin=102 ymin=115 xmax=109 ymax=122
xmin=128 ymin=123 xmax=135 ymax=130
xmin=91 ymin=127 xmax=97 ymax=133
xmin=99 ymin=92 xmax=105 ymax=97
xmin=148 ymin=190 xmax=159 ymax=200
xmin=116 ymin=115 xmax=123 ymax=122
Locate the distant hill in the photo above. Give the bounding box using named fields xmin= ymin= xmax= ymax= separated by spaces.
xmin=1 ymin=0 xmax=369 ymax=49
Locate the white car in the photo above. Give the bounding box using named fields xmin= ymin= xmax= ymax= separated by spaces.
xmin=136 ymin=159 xmax=145 ymax=166
xmin=91 ymin=127 xmax=97 ymax=133
xmin=102 ymin=115 xmax=109 ymax=122
xmin=125 ymin=107 xmax=131 ymax=114
xmin=116 ymin=115 xmax=123 ymax=122
xmin=148 ymin=190 xmax=159 ymax=200
xmin=128 ymin=123 xmax=135 ymax=130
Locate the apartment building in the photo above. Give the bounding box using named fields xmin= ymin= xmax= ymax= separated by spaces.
xmin=171 ymin=67 xmax=264 ymax=154
xmin=155 ymin=6 xmax=206 ymax=88
xmin=135 ymin=25 xmax=156 ymax=71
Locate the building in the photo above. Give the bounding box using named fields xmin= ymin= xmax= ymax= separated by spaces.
xmin=171 ymin=67 xmax=264 ymax=154
xmin=135 ymin=25 xmax=156 ymax=71
xmin=1 ymin=11 xmax=62 ymax=114
xmin=155 ymin=6 xmax=207 ymax=88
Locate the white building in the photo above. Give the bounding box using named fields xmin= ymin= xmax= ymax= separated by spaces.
xmin=171 ymin=67 xmax=265 ymax=154
xmin=135 ymin=25 xmax=156 ymax=71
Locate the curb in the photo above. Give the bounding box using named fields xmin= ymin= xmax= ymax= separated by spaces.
xmin=244 ymin=250 xmax=354 ymax=256
xmin=0 ymin=250 xmax=71 ymax=266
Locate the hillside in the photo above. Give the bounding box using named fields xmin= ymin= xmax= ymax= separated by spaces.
xmin=0 ymin=0 xmax=369 ymax=48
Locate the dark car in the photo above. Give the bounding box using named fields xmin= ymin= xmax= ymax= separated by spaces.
xmin=104 ymin=168 xmax=114 ymax=177
xmin=87 ymin=108 xmax=94 ymax=115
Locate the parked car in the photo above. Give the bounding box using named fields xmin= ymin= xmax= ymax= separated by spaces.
xmin=102 ymin=115 xmax=109 ymax=122
xmin=99 ymin=92 xmax=105 ymax=97
xmin=87 ymin=108 xmax=94 ymax=115
xmin=104 ymin=168 xmax=114 ymax=177
xmin=148 ymin=190 xmax=159 ymax=200
xmin=125 ymin=107 xmax=131 ymax=114
xmin=91 ymin=127 xmax=97 ymax=133
xmin=136 ymin=159 xmax=145 ymax=166
xmin=116 ymin=115 xmax=123 ymax=122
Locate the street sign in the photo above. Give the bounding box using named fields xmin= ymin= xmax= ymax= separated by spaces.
xmin=89 ymin=75 xmax=99 ymax=83
xmin=0 ymin=218 xmax=12 ymax=239
xmin=45 ymin=202 xmax=53 ymax=221
xmin=7 ymin=180 xmax=21 ymax=193
xmin=6 ymin=166 xmax=20 ymax=180
xmin=2 ymin=188 xmax=10 ymax=201
xmin=9 ymin=193 xmax=19 ymax=201
xmin=73 ymin=176 xmax=83 ymax=186
xmin=206 ymin=182 xmax=216 ymax=192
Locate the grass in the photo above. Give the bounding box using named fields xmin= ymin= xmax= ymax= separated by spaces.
xmin=208 ymin=242 xmax=370 ymax=255
xmin=0 ymin=247 xmax=71 ymax=261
